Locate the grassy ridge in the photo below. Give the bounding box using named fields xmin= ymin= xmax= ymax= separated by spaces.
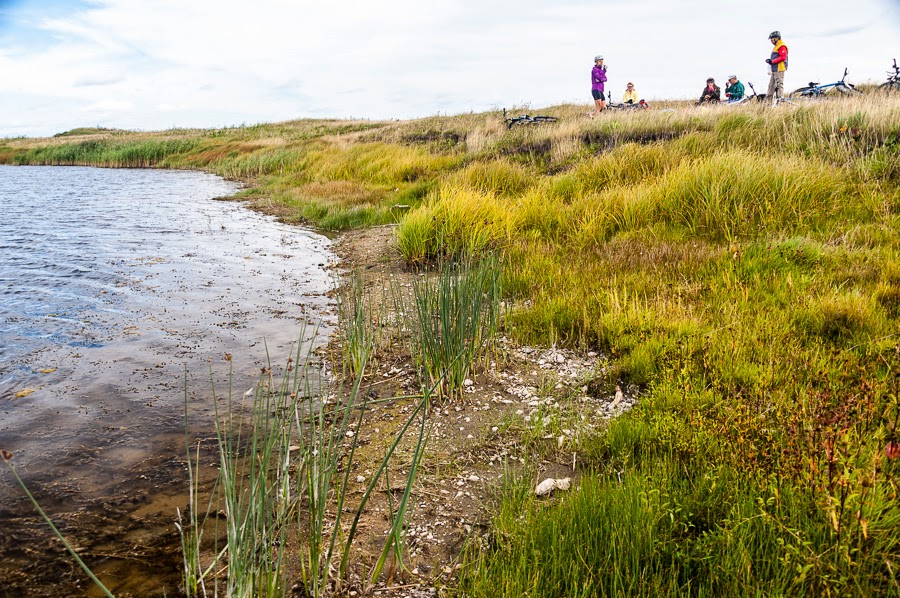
xmin=397 ymin=99 xmax=900 ymax=596
xmin=4 ymin=95 xmax=900 ymax=595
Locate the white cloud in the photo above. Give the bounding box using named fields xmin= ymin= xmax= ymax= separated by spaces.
xmin=82 ymin=99 xmax=133 ymax=112
xmin=1 ymin=0 xmax=899 ymax=137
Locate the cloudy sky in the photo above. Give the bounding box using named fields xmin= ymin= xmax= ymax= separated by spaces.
xmin=1 ymin=0 xmax=899 ymax=137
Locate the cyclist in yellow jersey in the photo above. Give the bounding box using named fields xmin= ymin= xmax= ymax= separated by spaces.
xmin=622 ymin=82 xmax=639 ymax=104
xmin=765 ymin=31 xmax=788 ymax=105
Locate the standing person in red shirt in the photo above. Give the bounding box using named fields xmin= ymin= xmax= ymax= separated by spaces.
xmin=590 ymin=55 xmax=607 ymax=117
xmin=766 ymin=31 xmax=788 ymax=105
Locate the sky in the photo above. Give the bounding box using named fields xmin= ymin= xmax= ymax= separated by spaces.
xmin=1 ymin=0 xmax=899 ymax=138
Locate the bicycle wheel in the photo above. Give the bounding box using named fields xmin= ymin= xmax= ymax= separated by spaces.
xmin=832 ymin=84 xmax=862 ymax=95
xmin=879 ymin=81 xmax=900 ymax=93
xmin=789 ymin=87 xmax=815 ymax=99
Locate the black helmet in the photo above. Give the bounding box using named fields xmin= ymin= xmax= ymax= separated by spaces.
xmin=706 ymin=77 xmax=715 ymax=83
xmin=769 ymin=30 xmax=781 ymax=39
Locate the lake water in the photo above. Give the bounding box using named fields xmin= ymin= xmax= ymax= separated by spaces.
xmin=0 ymin=166 xmax=335 ymax=596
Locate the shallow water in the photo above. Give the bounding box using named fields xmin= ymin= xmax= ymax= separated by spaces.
xmin=0 ymin=166 xmax=334 ymax=596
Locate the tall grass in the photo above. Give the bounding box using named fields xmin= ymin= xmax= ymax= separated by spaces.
xmin=461 ymin=459 xmax=900 ymax=597
xmin=175 ymin=304 xmax=442 ymax=596
xmin=336 ymin=271 xmax=377 ymax=374
xmin=403 ymin=257 xmax=503 ymax=397
xmin=212 ymin=354 xmax=302 ymax=597
xmin=10 ymin=138 xmax=201 ymax=167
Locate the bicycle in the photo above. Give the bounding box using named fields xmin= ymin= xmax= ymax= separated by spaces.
xmin=503 ymin=109 xmax=558 ymax=130
xmin=606 ymin=93 xmax=650 ymax=111
xmin=879 ymin=58 xmax=900 ymax=92
xmin=789 ymin=67 xmax=862 ymax=98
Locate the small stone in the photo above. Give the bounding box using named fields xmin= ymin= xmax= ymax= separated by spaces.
xmin=536 ymin=477 xmax=572 ymax=496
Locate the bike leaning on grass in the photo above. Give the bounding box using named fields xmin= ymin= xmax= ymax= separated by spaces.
xmin=790 ymin=67 xmax=862 ymax=98
xmin=879 ymin=58 xmax=900 ymax=92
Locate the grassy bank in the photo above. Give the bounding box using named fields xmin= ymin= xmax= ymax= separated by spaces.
xmin=4 ymin=94 xmax=900 ymax=596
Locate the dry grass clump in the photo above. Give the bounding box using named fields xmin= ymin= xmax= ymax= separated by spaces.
xmin=296 ymin=180 xmax=376 ymax=206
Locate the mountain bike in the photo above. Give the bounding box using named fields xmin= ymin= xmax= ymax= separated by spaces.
xmin=607 ymin=93 xmax=650 ymax=111
xmin=879 ymin=58 xmax=900 ymax=92
xmin=503 ymin=109 xmax=558 ymax=130
xmin=790 ymin=68 xmax=862 ymax=98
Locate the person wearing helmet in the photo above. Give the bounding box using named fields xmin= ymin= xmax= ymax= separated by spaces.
xmin=697 ymin=77 xmax=721 ymax=105
xmin=590 ymin=55 xmax=607 ymax=117
xmin=725 ymin=75 xmax=745 ymax=102
xmin=765 ymin=31 xmax=788 ymax=105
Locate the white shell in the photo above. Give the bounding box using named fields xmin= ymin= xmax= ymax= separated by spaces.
xmin=535 ymin=477 xmax=572 ymax=496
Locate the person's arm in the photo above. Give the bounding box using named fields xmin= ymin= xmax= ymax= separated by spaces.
xmin=598 ymin=68 xmax=607 ymax=84
xmin=771 ymin=45 xmax=788 ymax=65
xmin=735 ymin=82 xmax=744 ymax=97
xmin=714 ymin=85 xmax=721 ymax=100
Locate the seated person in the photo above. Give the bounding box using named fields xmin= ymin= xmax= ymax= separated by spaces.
xmin=698 ymin=77 xmax=721 ymax=104
xmin=725 ymin=75 xmax=745 ymax=101
xmin=622 ymin=82 xmax=639 ymax=104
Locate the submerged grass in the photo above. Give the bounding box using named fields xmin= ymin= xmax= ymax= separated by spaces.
xmin=1 ymin=452 xmax=115 ymax=598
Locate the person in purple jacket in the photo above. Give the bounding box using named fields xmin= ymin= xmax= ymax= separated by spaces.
xmin=591 ymin=55 xmax=607 ymax=117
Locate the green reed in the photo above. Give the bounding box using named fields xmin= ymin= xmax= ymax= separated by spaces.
xmin=404 ymin=256 xmax=502 ymax=397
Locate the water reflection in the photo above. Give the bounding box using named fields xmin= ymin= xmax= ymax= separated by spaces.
xmin=0 ymin=166 xmax=334 ymax=596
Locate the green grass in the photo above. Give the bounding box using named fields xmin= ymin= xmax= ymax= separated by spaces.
xmin=461 ymin=458 xmax=900 ymax=597
xmin=402 ymin=256 xmax=503 ymax=397
xmin=4 ymin=92 xmax=900 ymax=596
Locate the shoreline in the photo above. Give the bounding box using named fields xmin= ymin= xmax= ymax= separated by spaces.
xmin=3 ymin=93 xmax=899 ymax=595
xmin=315 ymin=225 xmax=635 ymax=594
xmin=0 ymin=166 xmax=336 ymax=596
